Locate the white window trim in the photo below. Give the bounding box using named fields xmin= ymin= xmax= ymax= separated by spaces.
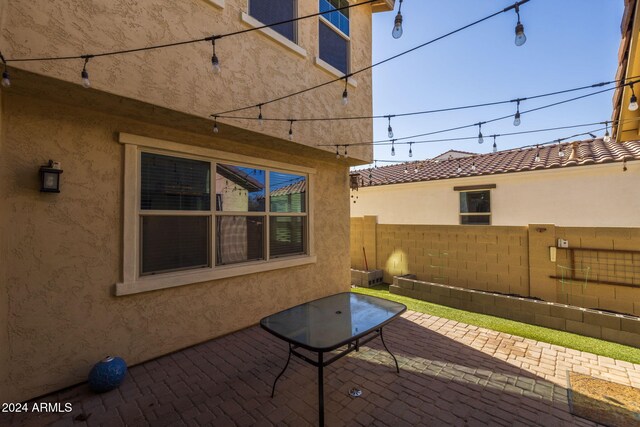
xmin=241 ymin=12 xmax=307 ymax=58
xmin=314 ymin=57 xmax=357 ymax=87
xmin=203 ymin=0 xmax=225 ymax=9
xmin=115 ymin=132 xmax=316 ymax=296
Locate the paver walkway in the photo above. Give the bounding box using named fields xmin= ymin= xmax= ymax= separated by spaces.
xmin=3 ymin=310 xmax=640 ymax=426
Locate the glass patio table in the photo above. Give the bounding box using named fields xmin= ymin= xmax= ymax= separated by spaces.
xmin=260 ymin=292 xmax=407 ymax=426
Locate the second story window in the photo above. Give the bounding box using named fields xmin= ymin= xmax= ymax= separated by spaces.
xmin=319 ymin=0 xmax=350 ymax=75
xmin=249 ymin=0 xmax=297 ymax=42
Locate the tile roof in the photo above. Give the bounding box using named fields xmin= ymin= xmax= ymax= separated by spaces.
xmin=356 ymin=139 xmax=640 ymax=188
xmin=270 ymin=180 xmax=306 ymax=197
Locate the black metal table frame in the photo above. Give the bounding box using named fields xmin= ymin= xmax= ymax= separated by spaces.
xmin=269 ymin=326 xmax=400 ymax=426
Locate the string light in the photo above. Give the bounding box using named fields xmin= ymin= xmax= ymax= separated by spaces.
xmin=558 ymin=143 xmax=565 ymax=158
xmin=457 ymin=161 xmax=462 ymax=173
xmin=404 ymin=165 xmax=408 ymax=174
xmin=258 ymin=104 xmax=263 ymax=125
xmin=492 ymin=135 xmax=497 ymax=153
xmin=336 ymin=145 xmax=340 ymax=159
xmin=477 ymin=123 xmax=484 ymax=144
xmin=604 ymin=121 xmax=611 ymax=143
xmin=408 ymin=142 xmax=413 ymax=158
xmin=629 ymin=84 xmax=638 ymax=111
xmin=344 ymin=146 xmax=349 ymax=158
xmin=391 ymin=140 xmax=396 ymax=156
xmin=81 ymin=56 xmax=92 ymax=88
xmin=534 ymin=146 xmax=541 ymax=162
xmin=341 ymin=78 xmax=349 ymax=106
xmin=0 ymin=52 xmax=9 ymax=88
xmin=392 ymin=0 xmax=404 ymax=39
xmin=387 ymin=116 xmax=394 ymax=139
xmin=414 ymin=164 xmax=419 ymax=173
xmin=213 ymin=116 xmax=219 ymax=133
xmin=211 ymin=38 xmax=221 ymax=74
xmin=623 ymin=158 xmax=628 ymax=172
xmin=471 ymin=161 xmax=477 ymax=172
xmin=514 ymin=4 xmax=527 ymax=46
xmin=513 ymin=100 xmax=521 ymax=126
xmin=288 ymin=120 xmax=294 ymax=140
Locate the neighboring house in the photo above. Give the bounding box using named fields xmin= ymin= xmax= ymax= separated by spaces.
xmin=351 ymin=139 xmax=640 ymax=227
xmin=0 ymin=0 xmax=394 ymax=401
xmin=613 ymin=0 xmax=639 ymax=141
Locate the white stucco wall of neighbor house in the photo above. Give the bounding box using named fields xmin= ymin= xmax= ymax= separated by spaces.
xmin=351 ymin=162 xmax=640 ymax=227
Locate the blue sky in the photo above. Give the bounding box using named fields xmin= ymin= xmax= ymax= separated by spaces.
xmin=369 ymin=0 xmax=624 ymax=163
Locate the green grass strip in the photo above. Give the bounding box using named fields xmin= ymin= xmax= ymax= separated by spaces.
xmin=353 ymin=285 xmax=640 ymax=365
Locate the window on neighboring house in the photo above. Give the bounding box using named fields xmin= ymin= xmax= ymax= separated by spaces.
xmin=319 ymin=0 xmax=350 ymax=74
xmin=459 ymin=190 xmax=491 ymax=225
xmin=139 ymin=153 xmax=308 ymax=274
xmin=249 ymin=0 xmax=297 ymax=42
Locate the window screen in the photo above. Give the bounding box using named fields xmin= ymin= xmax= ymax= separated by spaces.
xmin=141 ymin=153 xmax=210 ymax=211
xmin=319 ymin=21 xmax=348 ymax=74
xmin=141 ymin=216 xmax=210 ymax=275
xmin=249 ymin=0 xmax=296 ymax=42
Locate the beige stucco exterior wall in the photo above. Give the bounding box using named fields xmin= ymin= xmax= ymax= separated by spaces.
xmin=0 ymin=0 xmax=377 ymax=163
xmin=0 ymin=88 xmax=352 ymax=402
xmin=351 ymin=162 xmax=640 ymax=227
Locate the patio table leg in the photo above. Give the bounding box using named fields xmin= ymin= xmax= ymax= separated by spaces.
xmin=379 ymin=328 xmax=400 ymax=373
xmin=318 ymin=351 xmax=324 ymax=427
xmin=271 ymin=343 xmax=292 ymax=398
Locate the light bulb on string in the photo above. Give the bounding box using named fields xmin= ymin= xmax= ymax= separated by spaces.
xmin=392 ymin=0 xmax=403 ymax=39
xmin=336 ymin=145 xmax=340 ymax=159
xmin=558 ymin=143 xmax=565 ymax=158
xmin=629 ymin=84 xmax=638 ymax=111
xmin=213 ymin=116 xmax=219 ymax=133
xmin=623 ymin=158 xmax=628 ymax=172
xmin=387 ymin=116 xmax=394 ymax=139
xmin=457 ymin=161 xmax=462 ymax=173
xmin=513 ymin=100 xmax=521 ymax=126
xmin=344 ymin=146 xmax=349 ymax=158
xmin=604 ymin=122 xmax=612 ymax=143
xmin=534 ymin=146 xmax=541 ymax=163
xmin=414 ymin=164 xmax=419 ymax=173
xmin=408 ymin=143 xmax=413 ymax=158
xmin=288 ymin=120 xmax=294 ymax=140
xmin=514 ymin=4 xmax=527 ymax=46
xmin=1 ymin=53 xmax=10 ymax=88
xmin=404 ymin=165 xmax=408 ymax=174
xmin=471 ymin=161 xmax=477 ymax=172
xmin=81 ymin=56 xmax=91 ymax=88
xmin=258 ymin=104 xmax=263 ymax=125
xmin=374 ymin=160 xmax=378 ymax=169
xmin=477 ymin=123 xmax=484 ymax=144
xmin=341 ymin=78 xmax=348 ymax=106
xmin=492 ymin=135 xmax=497 ymax=153
xmin=211 ymin=38 xmax=220 ymax=74
xmin=391 ymin=140 xmax=396 ymax=156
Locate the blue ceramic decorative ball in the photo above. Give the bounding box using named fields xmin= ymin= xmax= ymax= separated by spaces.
xmin=88 ymin=356 xmax=127 ymax=393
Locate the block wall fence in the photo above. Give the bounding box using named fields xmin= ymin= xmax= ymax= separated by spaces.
xmin=350 ymin=216 xmax=640 ymax=317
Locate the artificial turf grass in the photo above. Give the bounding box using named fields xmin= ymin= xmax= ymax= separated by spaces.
xmin=352 ymin=284 xmax=640 ymax=365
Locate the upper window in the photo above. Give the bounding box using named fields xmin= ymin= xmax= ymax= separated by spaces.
xmin=460 ymin=191 xmax=491 ymax=225
xmin=249 ymin=0 xmax=297 ymax=42
xmin=139 ymin=152 xmax=308 ymax=275
xmin=318 ymin=0 xmax=350 ymax=74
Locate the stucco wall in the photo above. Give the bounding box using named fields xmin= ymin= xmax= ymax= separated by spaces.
xmin=0 ymin=90 xmax=351 ymax=402
xmin=0 ymin=0 xmax=375 ymax=162
xmin=350 ymin=162 xmax=640 ymax=227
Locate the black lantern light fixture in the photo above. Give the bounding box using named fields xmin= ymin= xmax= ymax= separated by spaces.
xmin=39 ymin=160 xmax=63 ymax=193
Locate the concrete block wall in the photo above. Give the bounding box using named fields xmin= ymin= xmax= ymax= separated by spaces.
xmin=374 ymin=224 xmax=529 ymax=295
xmin=351 ymin=216 xmax=640 ymax=316
xmin=391 ymin=278 xmax=640 ymax=348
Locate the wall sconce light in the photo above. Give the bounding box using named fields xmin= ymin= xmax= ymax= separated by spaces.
xmin=39 ymin=160 xmax=63 ymax=193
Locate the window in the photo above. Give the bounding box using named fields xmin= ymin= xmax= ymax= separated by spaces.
xmin=318 ymin=0 xmax=350 ymax=74
xmin=117 ymin=133 xmax=315 ymax=296
xmin=142 ymin=157 xmax=308 ymax=270
xmin=459 ymin=191 xmax=491 ymax=225
xmin=249 ymin=0 xmax=297 ymax=42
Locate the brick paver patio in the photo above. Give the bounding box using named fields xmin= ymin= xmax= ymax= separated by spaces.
xmin=4 ymin=310 xmax=640 ymax=426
